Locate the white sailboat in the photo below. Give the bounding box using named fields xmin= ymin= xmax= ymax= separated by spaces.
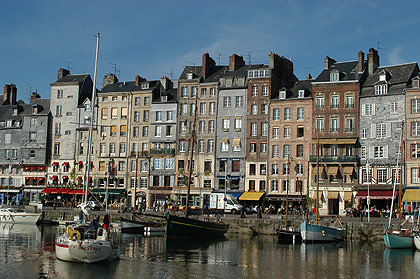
xmin=55 ymin=34 xmax=120 ymax=263
xmin=300 ymin=129 xmax=346 ymax=243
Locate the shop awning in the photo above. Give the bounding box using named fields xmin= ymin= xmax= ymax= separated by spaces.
xmin=52 ymin=162 xmax=59 ymax=167
xmin=239 ymin=192 xmax=265 ymax=201
xmin=51 ymin=176 xmax=58 ymax=180
xmin=336 ymin=138 xmax=357 ymax=144
xmin=41 ymin=188 xmax=54 ymax=194
xmin=67 ymin=189 xmax=88 ymax=195
xmin=342 ymin=192 xmax=353 ymax=201
xmin=37 ymin=177 xmax=44 ymax=181
xmin=343 ymin=167 xmax=354 ymax=175
xmin=355 ymin=190 xmax=398 ymax=200
xmin=76 ymin=176 xmax=83 ymax=181
xmin=312 ymin=166 xmax=324 ymax=175
xmin=232 ymin=138 xmax=241 ymax=147
xmin=327 ymin=166 xmax=339 ymax=176
xmin=327 ymin=191 xmax=339 ymax=199
xmin=310 ymin=191 xmax=323 ymax=200
xmin=62 ymin=176 xmax=69 ymax=180
xmin=229 ymin=192 xmax=243 ymax=199
xmin=50 ymin=188 xmax=70 ymax=194
xmin=220 ymin=138 xmax=229 ymax=143
xmin=311 ymin=139 xmax=336 ymax=144
xmin=91 ymin=189 xmax=124 ymax=195
xmin=77 ymin=161 xmax=83 ymax=166
xmin=402 ymin=189 xmax=420 ymax=202
xmin=62 ymin=162 xmax=69 ymax=167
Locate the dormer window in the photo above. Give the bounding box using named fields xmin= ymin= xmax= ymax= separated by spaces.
xmin=280 ymin=90 xmax=286 ymax=100
xmin=161 ymin=96 xmax=167 ymax=102
xmin=298 ymin=90 xmax=305 ymax=98
xmin=187 ymin=73 xmax=193 ymax=80
xmin=13 ymin=108 xmax=18 ymax=115
xmin=141 ymin=83 xmax=149 ymax=89
xmin=375 ymin=84 xmax=388 ymax=95
xmin=6 ymin=120 xmax=13 ymax=127
xmin=330 ymin=71 xmax=340 ymax=81
xmin=379 ymin=73 xmax=387 ymax=81
xmin=413 ymin=78 xmax=419 ymax=88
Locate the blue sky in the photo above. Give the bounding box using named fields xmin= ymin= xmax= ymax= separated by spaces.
xmin=1 ymin=0 xmax=420 ymax=101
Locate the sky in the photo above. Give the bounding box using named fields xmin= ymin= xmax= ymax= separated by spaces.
xmin=1 ymin=0 xmax=420 ymax=102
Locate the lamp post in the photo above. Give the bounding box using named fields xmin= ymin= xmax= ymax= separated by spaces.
xmin=366 ymin=161 xmax=370 ymax=223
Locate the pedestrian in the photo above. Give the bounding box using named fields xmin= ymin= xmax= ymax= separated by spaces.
xmin=312 ymin=207 xmax=316 ymax=221
xmin=79 ymin=209 xmax=84 ymax=224
xmin=103 ymin=213 xmax=110 ymax=233
xmin=240 ymin=206 xmax=246 ymax=218
xmin=257 ymin=205 xmax=262 ymax=219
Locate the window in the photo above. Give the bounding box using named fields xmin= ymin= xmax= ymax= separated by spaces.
xmin=272 ymin=164 xmax=279 ymax=175
xmin=252 ymin=86 xmax=258 ymax=96
xmin=361 ymin=128 xmax=367 ymax=139
xmin=199 ymin=121 xmax=205 ymax=134
xmin=261 ymin=142 xmax=267 ymax=153
xmin=250 ymin=142 xmax=257 ymax=153
xmin=57 ymin=90 xmax=63 ymax=99
xmin=209 ymin=102 xmax=216 ymax=115
xmin=200 ymin=88 xmax=207 ymax=97
xmin=142 ymin=126 xmax=149 ymax=137
xmin=221 ymin=141 xmax=229 ymax=152
xmin=30 ymin=132 xmax=37 ymax=142
xmin=119 ymin=143 xmax=126 ymax=154
xmin=283 ymin=145 xmax=290 ymax=158
xmin=273 ymin=127 xmax=280 ymax=138
xmin=284 ymin=108 xmax=291 ymax=120
xmin=143 ymin=110 xmax=150 ymax=121
xmin=316 ymin=118 xmax=324 ymax=132
xmin=232 ymin=160 xmax=240 ymax=172
xmin=251 ymin=123 xmax=257 ymax=136
xmin=283 ymin=164 xmax=290 ymax=175
xmin=316 ymin=96 xmax=324 ymax=110
xmin=251 ymin=104 xmax=258 ymax=115
xmin=330 ymin=72 xmax=339 ymax=81
xmin=280 ymin=90 xmax=286 ymax=99
xmin=180 ymin=104 xmax=188 ymax=115
xmin=392 ymin=168 xmax=401 ymax=184
xmin=155 ymin=126 xmax=162 ymax=137
xmin=364 ymin=104 xmax=375 ymax=116
xmin=298 ymin=90 xmax=305 ymax=98
xmin=207 ymin=140 xmax=214 ymax=153
xmin=54 ymin=123 xmax=61 ymax=135
xmin=219 ymin=160 xmax=226 ymax=172
xmin=208 ymin=120 xmax=215 ymax=133
xmin=375 ymin=84 xmax=388 ymax=95
xmin=296 ymin=145 xmax=303 ymax=157
xmin=330 ymin=118 xmax=339 ymax=132
xmin=54 ymin=143 xmax=60 ymax=155
xmin=271 ymin=180 xmax=279 ymax=192
xmin=121 ymin=107 xmax=128 ymax=119
xmin=412 ymin=99 xmax=420 ymax=114
xmin=222 ymin=118 xmax=230 ymax=131
xmin=361 ymin=146 xmax=366 ymax=159
xmin=30 ymin=150 xmax=35 ymax=158
xmin=261 ymin=123 xmax=268 ymax=136
xmin=223 ymin=97 xmax=231 ymax=108
xmin=144 ymin=97 xmax=150 ymax=105
xmin=234 ymin=118 xmax=242 ymax=130
xmin=297 ymin=108 xmax=304 ymax=120
xmin=260 ymin=164 xmax=266 ymax=175
xmin=200 ymin=103 xmax=206 ymax=115
xmin=273 ymin=108 xmax=280 ymax=121
xmin=411 ymin=144 xmax=420 ymax=158
xmin=411 ymin=168 xmax=420 ymax=184
xmin=30 ymin=118 xmax=37 ymax=127
xmin=198 ymin=140 xmax=205 ymax=153
xmin=412 ymin=122 xmax=420 ymax=136
xmin=181 ymin=87 xmax=188 ymax=98
xmin=56 ymin=105 xmax=62 ymax=116
xmin=192 ymin=87 xmax=198 ymax=97
xmin=376 ymin=123 xmax=387 ymax=138
xmin=179 ymin=140 xmax=186 ymax=152
xmin=272 ymin=145 xmax=279 ymax=158
xmin=391 ymin=102 xmax=398 ymax=112
xmin=330 ymin=95 xmax=339 ymax=109
xmin=262 ymin=86 xmax=268 ymax=96
xmin=166 ymin=111 xmax=174 ymax=121
xmin=377 ymin=169 xmax=387 ymax=184
xmin=156 ymin=111 xmax=163 ymax=121
xmin=345 ymin=94 xmax=354 ymax=109
xmin=373 ymin=146 xmax=387 ymax=158
xmin=210 ymin=88 xmax=216 ymax=97
xmin=283 ymin=127 xmax=290 ymax=138
xmin=297 ymin=126 xmax=304 ymax=138
xmin=261 ymin=104 xmax=268 ymax=115
xmin=345 ymin=117 xmax=354 ymax=133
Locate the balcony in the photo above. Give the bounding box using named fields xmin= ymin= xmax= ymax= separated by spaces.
xmin=330 ymin=104 xmax=339 ymax=109
xmin=310 ymin=155 xmax=359 ymax=163
xmin=315 ymin=105 xmax=325 ymax=110
xmin=345 ymin=103 xmax=355 ymax=109
xmin=345 ymin=128 xmax=354 ymax=133
xmin=330 ymin=128 xmax=339 ymax=133
xmin=150 ymin=148 xmax=175 ymax=155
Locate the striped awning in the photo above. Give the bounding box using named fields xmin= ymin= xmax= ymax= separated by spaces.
xmin=239 ymin=192 xmax=265 ymax=201
xmin=342 ymin=192 xmax=353 ymax=201
xmin=327 ymin=166 xmax=339 ymax=176
xmin=402 ymin=189 xmax=420 ymax=202
xmin=327 ymin=191 xmax=339 ymax=199
xmin=343 ymin=167 xmax=354 ymax=175
xmin=312 ymin=166 xmax=324 ymax=175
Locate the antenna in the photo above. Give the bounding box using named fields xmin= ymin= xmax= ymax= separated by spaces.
xmin=303 ymin=66 xmax=315 ymax=74
xmin=64 ymin=61 xmax=75 ymax=71
xmin=185 ymin=61 xmax=196 ymax=67
xmin=243 ymin=52 xmax=256 ymax=65
xmin=215 ymin=53 xmax=224 ymax=65
xmin=377 ymin=41 xmax=386 ymax=52
xmin=164 ymin=68 xmax=174 ymax=79
xmin=107 ymin=62 xmax=121 ymax=76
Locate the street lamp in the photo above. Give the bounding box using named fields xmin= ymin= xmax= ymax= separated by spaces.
xmin=366 ymin=161 xmax=371 ymax=223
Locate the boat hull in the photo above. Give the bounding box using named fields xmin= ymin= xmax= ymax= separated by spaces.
xmin=0 ymin=212 xmax=41 ymax=224
xmin=166 ymin=214 xmax=229 ymax=238
xmin=384 ymin=232 xmax=414 ymax=249
xmin=277 ymin=229 xmax=302 ymax=244
xmin=120 ymin=218 xmax=146 ymax=234
xmin=300 ymin=221 xmax=346 ymax=243
xmin=414 ymin=235 xmax=420 ymax=250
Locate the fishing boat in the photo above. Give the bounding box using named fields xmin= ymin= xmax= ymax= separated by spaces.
xmin=55 ymin=34 xmax=120 ymax=263
xmin=165 ymin=79 xmax=229 ymax=238
xmin=0 ymin=207 xmax=41 ymax=224
xmin=120 ymin=217 xmax=163 ymax=234
xmin=384 ymin=121 xmax=414 ymax=249
xmin=300 ymin=129 xmax=346 ymax=243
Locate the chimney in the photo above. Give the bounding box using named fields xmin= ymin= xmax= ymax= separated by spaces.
xmin=324 ymin=56 xmax=336 ymax=69
xmin=135 ymin=75 xmax=146 ymax=86
xmin=358 ymin=51 xmax=364 ymax=73
xmin=160 ymin=76 xmax=172 ymax=90
xmin=202 ymin=53 xmax=216 ymax=80
xmin=102 ymin=73 xmax=118 ymax=88
xmin=367 ymin=48 xmax=379 ymax=75
xmin=57 ymin=68 xmax=70 ymax=80
xmin=229 ymin=54 xmax=245 ymax=71
xmin=306 ymin=73 xmax=312 ymax=80
xmin=30 ymin=92 xmax=41 ymax=104
xmin=3 ymin=84 xmax=17 ymax=105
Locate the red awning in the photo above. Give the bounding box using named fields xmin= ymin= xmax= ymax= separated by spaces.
xmin=25 ymin=177 xmax=30 ymax=180
xmin=355 ymin=190 xmax=398 ymax=200
xmin=68 ymin=189 xmax=89 ymax=195
xmin=62 ymin=162 xmax=69 ymax=167
xmin=31 ymin=167 xmax=38 ymax=171
xmin=62 ymin=176 xmax=69 ymax=180
xmin=39 ymin=167 xmax=45 ymax=171
xmin=51 ymin=176 xmax=58 ymax=180
xmin=78 ymin=161 xmax=83 ymax=166
xmin=50 ymin=188 xmax=63 ymax=194
xmin=32 ymin=177 xmax=37 ymax=180
xmin=38 ymin=177 xmax=44 ymax=181
xmin=24 ymin=167 xmax=30 ymax=171
xmin=41 ymin=188 xmax=54 ymax=194
xmin=52 ymin=162 xmax=59 ymax=167
xmin=76 ymin=176 xmax=83 ymax=181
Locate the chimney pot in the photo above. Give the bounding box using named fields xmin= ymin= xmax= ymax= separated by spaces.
xmin=367 ymin=48 xmax=379 ymax=75
xmin=324 ymin=56 xmax=336 ymax=69
xmin=358 ymin=51 xmax=365 ymax=73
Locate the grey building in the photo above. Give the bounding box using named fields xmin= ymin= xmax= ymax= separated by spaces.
xmin=358 ymin=54 xmax=418 ymax=206
xmin=0 ymin=85 xmax=51 ymax=204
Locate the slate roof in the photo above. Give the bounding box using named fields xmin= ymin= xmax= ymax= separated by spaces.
xmin=360 ymin=62 xmax=419 ymax=97
xmin=54 ymin=74 xmax=90 ymax=84
xmin=0 ymin=99 xmax=50 ymax=122
xmin=152 ymin=88 xmax=178 ymax=103
xmin=51 ymin=73 xmax=94 ymax=107
xmin=100 ymin=80 xmax=160 ymax=94
xmin=315 ymin=60 xmax=365 ymax=82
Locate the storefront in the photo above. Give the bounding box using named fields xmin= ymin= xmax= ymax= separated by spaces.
xmin=355 ymin=190 xmax=397 ymax=210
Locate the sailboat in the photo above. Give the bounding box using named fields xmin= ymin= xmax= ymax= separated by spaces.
xmin=55 ymin=34 xmax=120 ymax=263
xmin=300 ymin=129 xmax=346 ymax=243
xmin=165 ymin=80 xmax=229 ymax=238
xmin=276 ymin=156 xmax=302 ymax=244
xmin=384 ymin=121 xmax=414 ymax=249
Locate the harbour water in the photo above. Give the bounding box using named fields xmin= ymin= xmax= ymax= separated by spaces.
xmin=0 ymin=224 xmax=418 ymax=279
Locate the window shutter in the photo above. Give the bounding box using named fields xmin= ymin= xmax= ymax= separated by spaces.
xmin=372 ymin=104 xmax=376 ymax=115
xmin=361 ymin=104 xmax=366 ymax=116
xmin=369 ymin=146 xmax=374 ymax=159
xmin=371 ymin=124 xmax=376 ymax=138
xmin=386 ymin=123 xmax=391 ymax=138
xmin=384 ymin=145 xmax=388 ymax=158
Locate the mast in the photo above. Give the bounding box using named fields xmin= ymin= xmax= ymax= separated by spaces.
xmin=185 ymin=88 xmax=199 ymax=217
xmin=84 ymin=33 xmax=100 ymax=203
xmin=398 ymin=122 xmax=404 ymax=230
xmin=316 ymin=126 xmax=320 ymax=224
xmin=285 ymin=156 xmax=290 ymax=228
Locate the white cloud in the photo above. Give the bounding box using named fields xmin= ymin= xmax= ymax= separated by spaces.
xmin=388 ymin=46 xmax=405 ymax=65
